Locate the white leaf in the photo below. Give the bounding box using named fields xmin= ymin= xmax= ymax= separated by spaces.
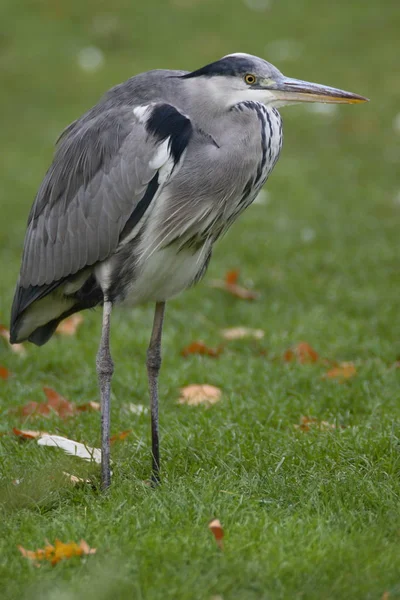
xmin=128 ymin=403 xmax=148 ymax=416
xmin=37 ymin=435 xmax=101 ymax=464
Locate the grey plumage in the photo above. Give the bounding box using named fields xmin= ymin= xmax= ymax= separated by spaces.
xmin=9 ymin=53 xmax=367 ymax=487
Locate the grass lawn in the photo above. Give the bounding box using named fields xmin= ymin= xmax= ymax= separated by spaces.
xmin=1 ymin=0 xmax=400 ymax=598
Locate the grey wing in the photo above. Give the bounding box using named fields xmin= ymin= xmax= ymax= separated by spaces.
xmin=20 ymin=102 xmax=192 ymax=288
xmin=10 ymin=102 xmax=193 ymax=335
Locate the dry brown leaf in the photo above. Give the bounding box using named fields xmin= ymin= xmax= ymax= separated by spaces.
xmin=210 ymin=270 xmax=259 ymax=301
xmin=283 ymin=342 xmax=319 ymax=364
xmin=323 ymin=362 xmax=356 ymax=381
xmin=56 ymin=314 xmax=84 ymax=336
xmin=110 ymin=430 xmax=131 ymax=443
xmin=220 ymin=327 xmax=264 ymax=341
xmin=294 ymin=416 xmax=336 ymax=432
xmin=211 ymin=281 xmax=259 ymax=300
xmin=208 ymin=518 xmax=224 ymax=550
xmin=18 ymin=539 xmax=96 ymax=566
xmin=181 ymin=341 xmax=223 ymax=358
xmin=43 ymin=386 xmax=76 ymax=418
xmin=76 ymin=401 xmax=101 ymax=412
xmin=0 ymin=324 xmax=26 ymax=356
xmin=178 ymin=384 xmax=222 ymax=407
xmin=381 ymin=592 xmax=390 ymax=600
xmin=16 ymin=387 xmax=89 ymax=419
xmin=225 ymin=269 xmax=239 ymax=285
xmin=62 ymin=471 xmax=91 ymax=485
xmin=13 ymin=428 xmax=49 ymax=439
xmin=17 ymin=400 xmax=52 ymax=418
xmin=0 ymin=365 xmax=11 ymax=380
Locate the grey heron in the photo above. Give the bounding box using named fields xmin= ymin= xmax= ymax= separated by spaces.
xmin=9 ymin=53 xmax=367 ymax=489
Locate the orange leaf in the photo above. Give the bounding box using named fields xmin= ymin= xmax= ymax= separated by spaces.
xmin=181 ymin=341 xmax=223 ymax=358
xmin=18 ymin=545 xmax=42 ymax=566
xmin=56 ymin=314 xmax=84 ymax=336
xmin=210 ymin=271 xmax=259 ymax=301
xmin=43 ymin=386 xmax=76 ymax=418
xmin=0 ymin=324 xmax=26 ymax=356
xmin=220 ymin=327 xmax=264 ymax=341
xmin=18 ymin=400 xmax=52 ymax=418
xmin=294 ymin=416 xmax=337 ymax=432
xmin=178 ymin=384 xmax=221 ymax=407
xmin=13 ymin=428 xmax=49 ymax=439
xmin=17 ymin=387 xmax=76 ymax=419
xmin=323 ymin=362 xmax=356 ymax=381
xmin=224 ymin=283 xmax=259 ymax=300
xmin=208 ymin=518 xmax=224 ymax=550
xmin=110 ymin=430 xmax=132 ymax=443
xmin=225 ymin=269 xmax=239 ymax=285
xmin=283 ymin=342 xmax=319 ymax=364
xmin=19 ymin=539 xmax=96 ymax=566
xmin=0 ymin=365 xmax=11 ymax=380
xmin=76 ymin=401 xmax=101 ymax=412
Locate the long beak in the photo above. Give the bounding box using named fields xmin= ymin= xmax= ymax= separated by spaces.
xmin=272 ymin=76 xmax=369 ymax=104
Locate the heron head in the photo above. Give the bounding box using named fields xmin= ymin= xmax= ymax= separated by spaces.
xmin=182 ymin=53 xmax=368 ymax=108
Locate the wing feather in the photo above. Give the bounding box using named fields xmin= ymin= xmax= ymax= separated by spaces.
xmin=10 ymin=101 xmax=193 ymax=341
xmin=18 ymin=103 xmax=192 ymax=288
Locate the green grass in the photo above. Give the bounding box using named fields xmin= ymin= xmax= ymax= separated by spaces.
xmin=1 ymin=0 xmax=400 ymax=598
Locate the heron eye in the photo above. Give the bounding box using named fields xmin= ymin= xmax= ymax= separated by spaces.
xmin=244 ymin=73 xmax=256 ymax=85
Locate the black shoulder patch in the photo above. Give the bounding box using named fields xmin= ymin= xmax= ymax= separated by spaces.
xmin=146 ymin=104 xmax=193 ymax=164
xmin=181 ymin=57 xmax=255 ymax=79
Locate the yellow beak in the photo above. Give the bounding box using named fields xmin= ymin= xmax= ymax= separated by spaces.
xmin=272 ymin=77 xmax=369 ymax=104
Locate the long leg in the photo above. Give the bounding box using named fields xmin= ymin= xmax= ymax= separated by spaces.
xmin=147 ymin=301 xmax=166 ymax=484
xmin=96 ymin=299 xmax=114 ymax=490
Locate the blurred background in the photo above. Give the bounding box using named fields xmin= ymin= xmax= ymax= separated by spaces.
xmin=0 ymin=0 xmax=399 ymax=367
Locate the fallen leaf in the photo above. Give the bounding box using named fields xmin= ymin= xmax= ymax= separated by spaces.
xmin=178 ymin=384 xmax=222 ymax=406
xmin=17 ymin=387 xmax=89 ymax=419
xmin=225 ymin=269 xmax=239 ymax=285
xmin=210 ymin=270 xmax=259 ymax=301
xmin=13 ymin=428 xmax=49 ymax=439
xmin=181 ymin=341 xmax=223 ymax=358
xmin=56 ymin=314 xmax=84 ymax=336
xmin=78 ymin=539 xmax=96 ymax=555
xmin=18 ymin=400 xmax=52 ymax=418
xmin=228 ymin=284 xmax=259 ymax=300
xmin=43 ymin=386 xmax=76 ymax=418
xmin=128 ymin=403 xmax=148 ymax=415
xmin=323 ymin=362 xmax=356 ymax=381
xmin=294 ymin=416 xmax=336 ymax=432
xmin=110 ymin=430 xmax=131 ymax=443
xmin=283 ymin=342 xmax=319 ymax=364
xmin=381 ymin=592 xmax=390 ymax=600
xmin=208 ymin=518 xmax=224 ymax=550
xmin=0 ymin=365 xmax=11 ymax=380
xmin=62 ymin=471 xmax=91 ymax=485
xmin=220 ymin=327 xmax=264 ymax=340
xmin=0 ymin=324 xmax=26 ymax=356
xmin=18 ymin=539 xmax=96 ymax=566
xmin=37 ymin=434 xmax=101 ymax=463
xmin=76 ymin=401 xmax=101 ymax=412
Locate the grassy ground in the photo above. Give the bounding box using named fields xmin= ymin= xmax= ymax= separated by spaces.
xmin=1 ymin=0 xmax=400 ymax=598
